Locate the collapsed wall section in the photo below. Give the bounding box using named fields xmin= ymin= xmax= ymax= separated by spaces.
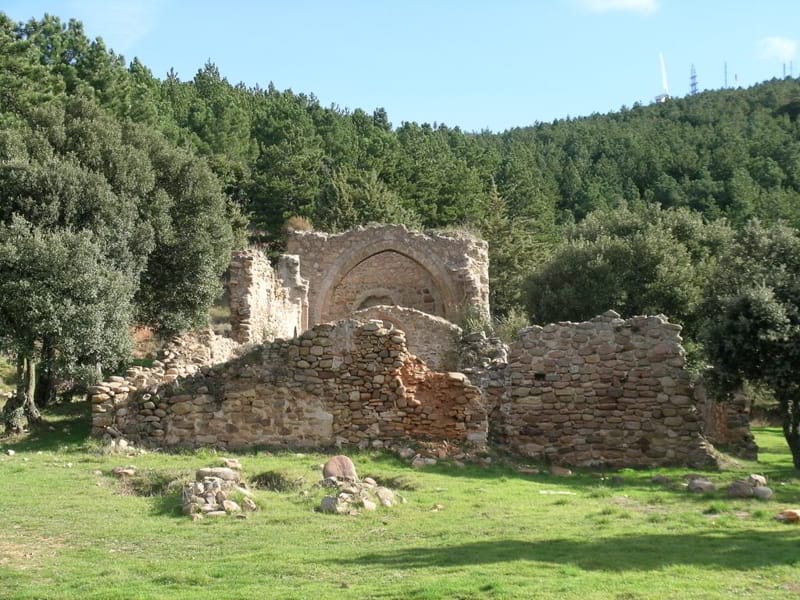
xmin=352 ymin=305 xmax=461 ymax=371
xmin=228 ymin=249 xmax=308 ymax=344
xmin=490 ymin=311 xmax=717 ymax=468
xmin=286 ymin=225 xmax=489 ymax=325
xmin=91 ymin=320 xmax=487 ymax=449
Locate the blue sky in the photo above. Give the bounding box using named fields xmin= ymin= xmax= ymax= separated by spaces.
xmin=3 ymin=0 xmax=799 ymax=131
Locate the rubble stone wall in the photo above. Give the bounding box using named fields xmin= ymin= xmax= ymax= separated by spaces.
xmin=228 ymin=249 xmax=308 ymax=344
xmin=352 ymin=305 xmax=461 ymax=371
xmin=489 ymin=311 xmax=717 ymax=468
xmin=91 ymin=320 xmax=487 ymax=449
xmin=696 ymin=385 xmax=757 ymax=459
xmin=286 ymin=225 xmax=490 ymax=325
xmin=92 ymin=310 xmax=720 ymax=468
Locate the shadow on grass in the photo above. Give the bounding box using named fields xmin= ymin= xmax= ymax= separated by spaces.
xmin=2 ymin=400 xmax=91 ymax=453
xmin=329 ymin=531 xmax=800 ymax=572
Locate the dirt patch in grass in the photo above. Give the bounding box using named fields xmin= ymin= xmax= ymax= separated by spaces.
xmin=0 ymin=534 xmax=63 ymax=570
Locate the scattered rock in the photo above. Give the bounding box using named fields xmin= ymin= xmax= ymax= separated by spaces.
xmin=549 ymin=465 xmax=572 ymax=477
xmin=431 ymin=503 xmax=444 ymax=512
xmin=222 ymin=500 xmax=241 ymax=513
xmin=112 ymin=466 xmax=136 ymax=478
xmin=206 ymin=511 xmax=227 ymax=517
xmin=242 ymin=497 xmax=257 ymax=512
xmin=361 ymin=499 xmax=377 ymax=511
xmin=322 ymin=455 xmax=358 ymax=481
xmin=363 ymin=477 xmax=377 ymax=487
xmin=775 ymin=509 xmax=800 ymax=523
xmin=728 ymin=479 xmax=755 ymax=498
xmin=687 ymin=478 xmax=715 ymax=493
xmin=375 ymin=487 xmax=396 ymax=507
xmin=411 ymin=455 xmax=437 ymax=469
xmin=518 ymin=467 xmax=540 ymax=475
xmin=651 ymin=475 xmax=672 ymax=485
xmin=754 ymin=486 xmax=774 ymax=500
xmin=6 ymin=449 xmax=15 ymax=456
xmin=319 ymin=495 xmax=346 ymax=514
xmin=196 ymin=467 xmax=239 ymax=482
xmin=747 ymin=474 xmax=768 ymax=487
xmin=222 ymin=458 xmax=242 ymax=471
xmin=397 ymin=447 xmax=416 ymax=459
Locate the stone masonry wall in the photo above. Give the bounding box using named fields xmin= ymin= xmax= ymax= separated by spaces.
xmin=286 ymin=225 xmax=489 ymax=325
xmin=91 ymin=320 xmax=487 ymax=449
xmin=489 ymin=311 xmax=717 ymax=468
xmin=695 ymin=384 xmax=757 ymax=459
xmin=91 ymin=329 xmax=239 ymax=438
xmin=352 ymin=306 xmax=461 ymax=372
xmin=228 ymin=249 xmax=308 ymax=344
xmin=92 ymin=309 xmax=719 ymax=468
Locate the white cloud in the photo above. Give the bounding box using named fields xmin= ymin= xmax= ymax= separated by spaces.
xmin=67 ymin=0 xmax=163 ymax=53
xmin=757 ymin=36 xmax=798 ymax=63
xmin=577 ymin=0 xmax=659 ymax=14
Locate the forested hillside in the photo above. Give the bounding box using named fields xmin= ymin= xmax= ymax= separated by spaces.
xmin=4 ymin=13 xmax=800 ymax=460
xmin=6 ymin=16 xmax=800 ymax=311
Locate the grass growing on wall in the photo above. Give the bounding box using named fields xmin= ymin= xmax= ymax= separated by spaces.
xmin=0 ymin=402 xmax=798 ymax=600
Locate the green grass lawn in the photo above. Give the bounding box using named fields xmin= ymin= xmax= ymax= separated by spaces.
xmin=1 ymin=401 xmax=798 ymax=600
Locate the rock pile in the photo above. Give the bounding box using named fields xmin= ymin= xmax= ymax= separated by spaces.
xmin=317 ymin=455 xmax=402 ymax=515
xmin=727 ymin=474 xmax=773 ymax=499
xmin=180 ymin=463 xmax=257 ymax=520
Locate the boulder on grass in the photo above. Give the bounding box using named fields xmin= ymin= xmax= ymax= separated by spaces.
xmin=322 ymin=456 xmax=357 ymax=481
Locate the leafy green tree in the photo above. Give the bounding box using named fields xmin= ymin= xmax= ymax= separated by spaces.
xmin=0 ymin=218 xmax=133 ymax=430
xmin=248 ymin=90 xmax=323 ymax=241
xmin=478 ymin=181 xmax=552 ymax=317
xmin=314 ymin=167 xmax=420 ymax=231
xmin=525 ymin=205 xmax=731 ymax=331
xmin=701 ymin=221 xmax=800 ymax=468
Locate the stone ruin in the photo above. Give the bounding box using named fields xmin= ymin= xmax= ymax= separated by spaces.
xmin=91 ymin=224 xmax=753 ymax=468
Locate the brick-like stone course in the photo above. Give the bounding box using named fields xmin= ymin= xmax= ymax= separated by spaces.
xmin=487 ymin=311 xmax=717 ymax=468
xmin=92 ymin=319 xmax=488 ymax=449
xmin=286 ymin=225 xmax=489 ymax=325
xmin=228 ymin=249 xmax=308 ymax=344
xmin=352 ymin=305 xmax=461 ymax=371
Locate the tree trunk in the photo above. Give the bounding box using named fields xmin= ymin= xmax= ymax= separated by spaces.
xmin=34 ymin=341 xmax=55 ymax=408
xmin=2 ymin=355 xmax=41 ymax=432
xmin=779 ymin=392 xmax=800 ymax=470
xmin=23 ymin=357 xmax=41 ymax=423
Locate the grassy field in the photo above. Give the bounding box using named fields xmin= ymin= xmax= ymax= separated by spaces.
xmin=0 ymin=401 xmax=798 ymax=600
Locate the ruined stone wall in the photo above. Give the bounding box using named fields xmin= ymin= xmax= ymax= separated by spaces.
xmin=91 ymin=329 xmax=239 ymax=438
xmin=228 ymin=249 xmax=308 ymax=344
xmin=489 ymin=311 xmax=717 ymax=468
xmin=352 ymin=306 xmax=461 ymax=372
xmin=91 ymin=320 xmax=487 ymax=449
xmin=286 ymin=225 xmax=489 ymax=325
xmin=696 ymin=385 xmax=757 ymax=459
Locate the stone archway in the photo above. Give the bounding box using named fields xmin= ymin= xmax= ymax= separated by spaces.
xmin=313 ymin=242 xmax=461 ymax=325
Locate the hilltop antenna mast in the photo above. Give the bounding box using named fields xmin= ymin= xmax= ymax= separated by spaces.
xmin=655 ymin=53 xmax=670 ymax=103
xmin=690 ymin=64 xmax=698 ymax=94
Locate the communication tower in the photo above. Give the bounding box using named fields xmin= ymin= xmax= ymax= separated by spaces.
xmin=655 ymin=53 xmax=670 ymax=103
xmin=690 ymin=64 xmax=698 ymax=94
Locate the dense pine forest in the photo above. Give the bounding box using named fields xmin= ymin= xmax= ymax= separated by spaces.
xmin=3 ymin=14 xmax=800 ymax=463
